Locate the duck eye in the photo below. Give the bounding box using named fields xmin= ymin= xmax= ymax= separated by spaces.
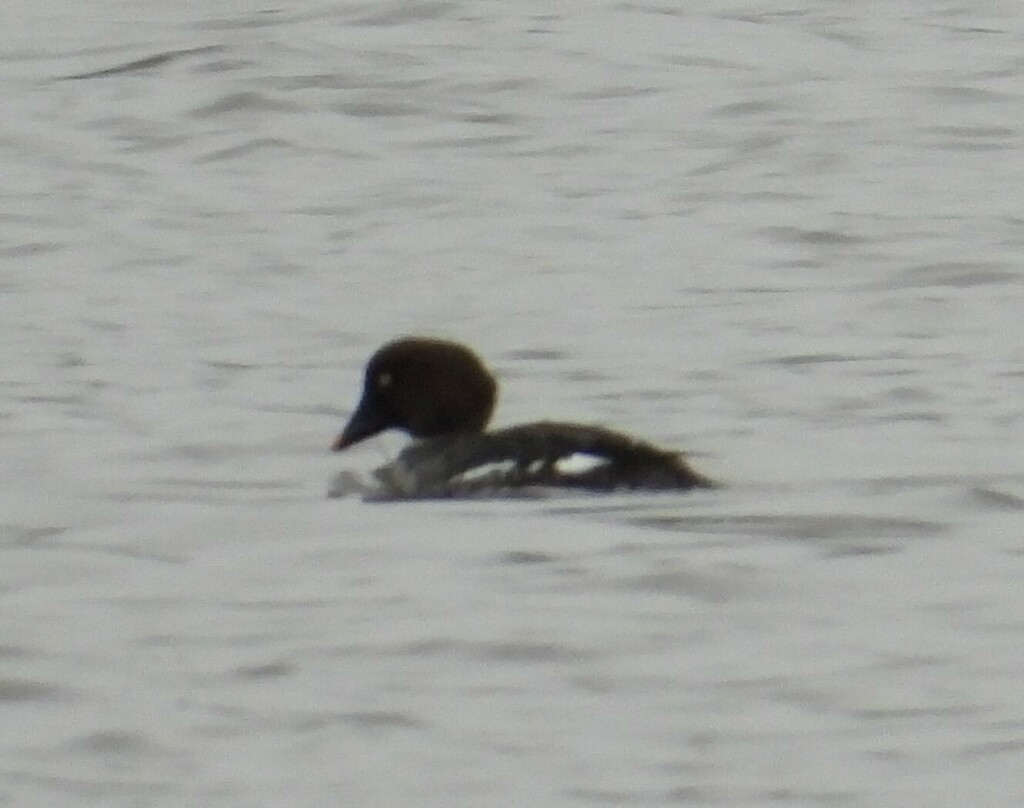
xmin=376 ymin=371 xmax=392 ymax=389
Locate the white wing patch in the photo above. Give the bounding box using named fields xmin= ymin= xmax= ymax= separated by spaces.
xmin=453 ymin=459 xmax=519 ymax=484
xmin=553 ymin=453 xmax=609 ymax=475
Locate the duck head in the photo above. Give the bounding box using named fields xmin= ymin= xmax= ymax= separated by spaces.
xmin=332 ymin=338 xmax=498 ymax=451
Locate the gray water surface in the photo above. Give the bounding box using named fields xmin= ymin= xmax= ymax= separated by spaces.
xmin=2 ymin=2 xmax=1024 ymax=806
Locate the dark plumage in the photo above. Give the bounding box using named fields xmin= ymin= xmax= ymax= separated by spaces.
xmin=332 ymin=337 xmax=715 ymax=498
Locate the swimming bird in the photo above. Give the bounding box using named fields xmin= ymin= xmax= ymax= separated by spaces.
xmin=331 ymin=337 xmax=715 ymax=499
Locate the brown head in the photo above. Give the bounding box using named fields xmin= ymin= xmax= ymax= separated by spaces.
xmin=331 ymin=338 xmax=498 ymax=451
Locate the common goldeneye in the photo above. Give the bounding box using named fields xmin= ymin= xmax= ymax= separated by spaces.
xmin=330 ymin=338 xmax=715 ymax=499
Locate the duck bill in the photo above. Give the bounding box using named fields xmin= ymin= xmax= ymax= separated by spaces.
xmin=331 ymin=400 xmax=389 ymax=452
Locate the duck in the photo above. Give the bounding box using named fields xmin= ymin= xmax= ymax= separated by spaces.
xmin=330 ymin=337 xmax=715 ymax=500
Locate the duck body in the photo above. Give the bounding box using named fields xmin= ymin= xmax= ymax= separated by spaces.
xmin=331 ymin=338 xmax=715 ymax=500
